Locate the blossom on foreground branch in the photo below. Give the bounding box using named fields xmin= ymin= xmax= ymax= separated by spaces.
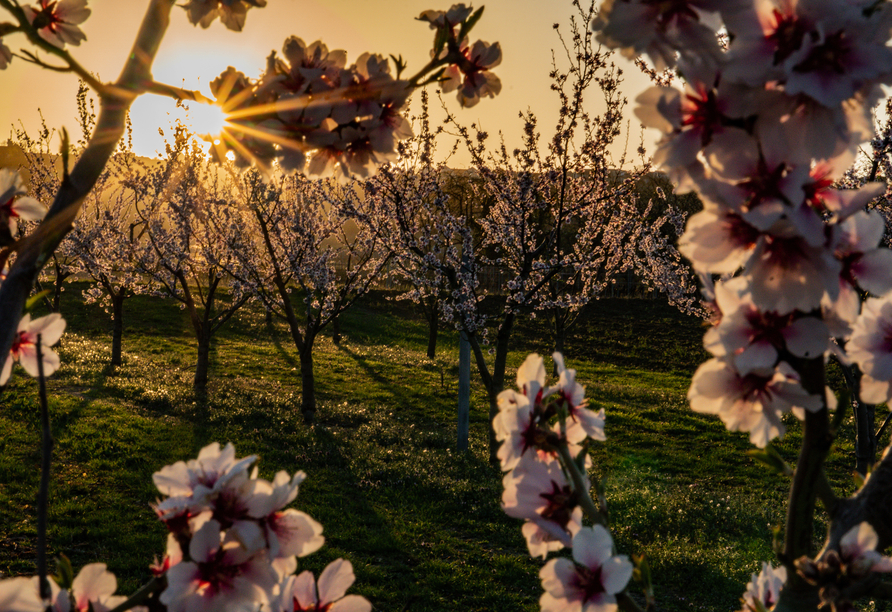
xmin=199 ymin=4 xmax=501 ymax=177
xmin=592 ymin=0 xmax=892 ymax=609
xmin=0 ymin=312 xmax=65 ymax=385
xmin=497 ymin=353 xmax=635 ymax=610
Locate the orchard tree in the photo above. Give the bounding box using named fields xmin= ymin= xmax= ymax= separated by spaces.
xmin=129 ymin=127 xmax=251 ymax=394
xmin=68 ymin=174 xmax=144 ymax=366
xmin=354 ymin=92 xmax=464 ymax=360
xmin=223 ymin=169 xmax=391 ymax=422
xmin=9 ymin=120 xmax=75 ymax=312
xmin=0 ymin=1 xmax=512 ymax=611
xmin=367 ymin=1 xmax=699 ymax=461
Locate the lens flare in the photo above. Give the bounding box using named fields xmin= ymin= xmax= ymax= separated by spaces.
xmin=187 ymin=102 xmax=228 ymax=138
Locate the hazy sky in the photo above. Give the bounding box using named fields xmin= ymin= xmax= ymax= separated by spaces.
xmin=2 ymin=0 xmax=655 ymax=166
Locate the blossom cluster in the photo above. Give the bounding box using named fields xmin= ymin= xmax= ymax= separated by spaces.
xmin=152 ymin=441 xmax=354 ymax=612
xmin=203 ymin=4 xmax=500 ymax=178
xmin=591 ymin=0 xmax=892 ymax=607
xmin=0 ymin=443 xmax=370 ymax=612
xmin=496 ymin=353 xmax=632 ymax=611
xmin=0 ymin=561 xmax=140 ymax=612
xmin=153 ymin=442 xmax=369 ymax=612
xmin=590 ymin=0 xmax=892 ymax=446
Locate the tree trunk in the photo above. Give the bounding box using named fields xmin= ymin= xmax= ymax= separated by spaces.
xmin=487 ymin=316 xmax=515 ymax=464
xmin=332 ymin=315 xmax=341 ymax=346
xmin=111 ymin=293 xmax=125 ymax=367
xmin=194 ymin=330 xmax=210 ymax=395
xmin=299 ymin=341 xmax=316 ymax=423
xmin=840 ymin=362 xmax=878 ymax=475
xmin=426 ymin=314 xmax=438 ymax=359
xmin=552 ymin=312 xmax=566 ymax=375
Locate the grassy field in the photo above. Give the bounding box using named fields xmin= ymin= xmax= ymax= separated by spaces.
xmin=0 ymin=285 xmax=874 ymax=611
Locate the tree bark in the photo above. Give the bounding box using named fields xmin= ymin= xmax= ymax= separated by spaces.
xmin=839 ymin=362 xmax=878 ymax=475
xmin=111 ymin=292 xmax=124 ymax=366
xmin=299 ymin=340 xmax=316 ymax=423
xmin=426 ymin=313 xmax=438 ymax=359
xmin=332 ymin=315 xmax=341 ymax=346
xmin=194 ymin=328 xmax=210 ymax=396
xmin=487 ymin=314 xmax=515 ymax=464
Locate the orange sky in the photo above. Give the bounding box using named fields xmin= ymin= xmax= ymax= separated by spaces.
xmin=2 ymin=0 xmax=655 ymax=166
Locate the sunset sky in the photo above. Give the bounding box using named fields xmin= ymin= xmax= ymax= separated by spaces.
xmin=1 ymin=0 xmax=656 ymax=167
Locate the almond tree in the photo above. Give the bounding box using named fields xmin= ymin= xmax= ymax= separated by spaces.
xmin=9 ymin=119 xmax=75 ymax=312
xmin=366 ymin=2 xmax=698 ymax=461
xmin=221 ymin=169 xmax=391 ymax=422
xmin=67 ymin=173 xmax=144 ymax=366
xmin=129 ymin=127 xmax=251 ymax=394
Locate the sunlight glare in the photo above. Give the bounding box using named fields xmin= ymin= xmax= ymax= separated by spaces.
xmin=187 ymin=102 xmax=228 ymax=138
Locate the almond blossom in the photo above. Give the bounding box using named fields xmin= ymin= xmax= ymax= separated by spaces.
xmin=181 ymin=0 xmax=266 ymax=31
xmin=160 ymin=518 xmax=279 ymax=612
xmin=276 ymin=559 xmax=371 ymax=612
xmin=440 ymin=38 xmax=502 ymax=108
xmin=0 ymin=576 xmax=63 ymax=612
xmin=23 ymin=0 xmax=90 ymax=47
xmin=502 ymin=455 xmax=585 ymax=558
xmin=838 ymin=522 xmax=892 ymax=578
xmin=740 ymin=562 xmax=786 ymax=612
xmin=688 ymin=358 xmax=822 ymax=448
xmin=0 ymin=313 xmax=66 ymax=385
xmin=539 ymin=525 xmax=633 ymax=612
xmin=848 ymin=294 xmax=892 ymax=404
xmin=70 ymin=563 xmax=129 ymax=612
xmin=0 ymin=168 xmax=46 ymax=243
xmin=417 ymin=4 xmax=473 ymax=30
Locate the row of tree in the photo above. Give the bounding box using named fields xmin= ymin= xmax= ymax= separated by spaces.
xmin=10 ymin=16 xmax=701 ymax=461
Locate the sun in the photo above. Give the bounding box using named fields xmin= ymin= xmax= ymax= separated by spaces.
xmin=183 ymin=101 xmax=228 ymax=139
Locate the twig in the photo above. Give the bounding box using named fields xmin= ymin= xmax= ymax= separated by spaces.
xmin=0 ymin=0 xmax=106 ymax=93
xmin=556 ymin=442 xmax=605 ymax=526
xmin=36 ymin=334 xmax=53 ymax=603
xmin=142 ymin=80 xmax=214 ymax=105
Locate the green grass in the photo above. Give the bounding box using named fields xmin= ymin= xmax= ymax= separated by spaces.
xmin=0 ymin=285 xmax=878 ymax=611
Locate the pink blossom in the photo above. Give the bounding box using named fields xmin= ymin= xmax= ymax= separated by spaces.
xmin=153 ymin=442 xmax=257 ymax=500
xmin=277 ymin=559 xmax=371 ymax=612
xmin=745 ymin=222 xmax=841 ymax=315
xmin=160 ymin=519 xmax=278 ymax=612
xmin=0 ymin=313 xmax=66 ymax=385
xmin=741 ymin=562 xmax=786 ymax=612
xmin=23 ymin=0 xmax=90 ymax=47
xmin=539 ymin=525 xmax=633 ymax=612
xmin=441 ymin=38 xmax=502 ymax=108
xmin=849 ymin=295 xmax=892 ymax=404
xmin=70 ymin=563 xmax=126 ymax=612
xmin=502 ymin=455 xmax=584 ymax=557
xmin=678 ymin=204 xmax=761 ymax=274
xmin=832 ymin=210 xmax=892 ymax=297
xmin=591 ymin=0 xmax=729 ymax=71
xmin=0 ymin=576 xmax=56 ymax=612
xmin=494 ymin=395 xmax=537 ymax=471
xmin=0 ymin=168 xmax=46 ymax=238
xmin=839 ymin=522 xmax=892 ymax=577
xmin=688 ymin=358 xmax=821 ymax=447
xmin=550 ymin=352 xmax=605 ymax=442
xmin=417 ymin=5 xmax=473 ymax=30
xmin=704 ymin=278 xmax=828 ymax=374
xmin=181 ymin=0 xmax=266 ymax=31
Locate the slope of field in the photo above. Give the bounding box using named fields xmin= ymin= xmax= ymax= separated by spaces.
xmin=0 ymin=288 xmax=869 ymax=611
